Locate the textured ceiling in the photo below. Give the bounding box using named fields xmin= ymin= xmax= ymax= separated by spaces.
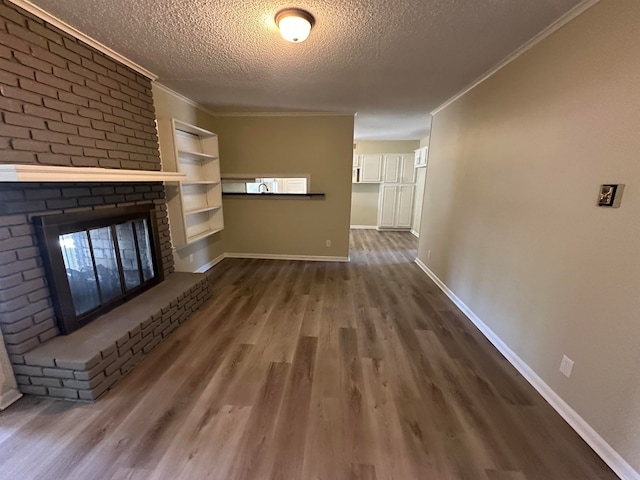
xmin=28 ymin=0 xmax=584 ymax=140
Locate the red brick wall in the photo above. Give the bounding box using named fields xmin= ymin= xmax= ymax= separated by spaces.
xmin=0 ymin=0 xmax=160 ymax=170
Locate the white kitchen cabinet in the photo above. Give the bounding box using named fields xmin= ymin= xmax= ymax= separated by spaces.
xmin=381 ymin=154 xmax=415 ymax=184
xmin=157 ymin=119 xmax=224 ymax=248
xmin=278 ymin=177 xmax=308 ymax=193
xmin=400 ymin=154 xmax=416 ymax=183
xmin=382 ymin=154 xmax=401 ymax=183
xmin=395 ymin=185 xmax=415 ymax=227
xmin=378 ymin=184 xmax=415 ymax=228
xmin=359 ymin=155 xmax=383 ymax=182
xmin=414 ymin=146 xmax=428 ymax=168
xmin=353 ymin=153 xmax=360 ymax=168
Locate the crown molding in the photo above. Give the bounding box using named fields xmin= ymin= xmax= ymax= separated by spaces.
xmin=211 ymin=112 xmax=353 ymax=117
xmin=431 ymin=0 xmax=601 ymax=115
xmin=152 ymin=84 xmax=347 ymax=119
xmin=7 ymin=0 xmax=157 ymax=80
xmin=152 ymin=83 xmax=219 ymax=117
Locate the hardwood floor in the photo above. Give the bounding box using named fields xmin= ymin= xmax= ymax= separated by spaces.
xmin=0 ymin=230 xmax=617 ymax=479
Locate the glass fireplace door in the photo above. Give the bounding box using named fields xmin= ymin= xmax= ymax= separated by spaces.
xmin=36 ymin=205 xmax=163 ymax=334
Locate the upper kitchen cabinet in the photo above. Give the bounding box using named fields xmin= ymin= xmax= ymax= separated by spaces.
xmin=382 ymin=154 xmax=415 ymax=183
xmin=400 ymin=154 xmax=416 ymax=183
xmin=414 ymin=146 xmax=428 ymax=168
xmin=359 ymin=154 xmax=383 ymax=183
xmin=382 ymin=154 xmax=401 ymax=183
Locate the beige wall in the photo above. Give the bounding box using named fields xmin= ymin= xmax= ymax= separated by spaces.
xmin=418 ymin=0 xmax=640 ymax=473
xmin=354 ymin=140 xmax=419 ymax=155
xmin=152 ymin=84 xmax=226 ymax=272
xmin=351 ymin=140 xmax=420 ymax=227
xmin=217 ymin=115 xmax=354 ymax=258
xmin=153 ymin=87 xmax=353 ymax=262
xmin=351 ymin=184 xmax=380 ymax=226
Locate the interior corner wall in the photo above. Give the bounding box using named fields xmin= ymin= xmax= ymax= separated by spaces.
xmin=350 ymin=183 xmax=379 ymax=227
xmin=152 ymin=84 xmax=225 ymax=272
xmin=417 ymin=0 xmax=640 ymax=474
xmin=215 ymin=115 xmax=354 ymax=258
xmin=411 ymin=134 xmax=430 ymax=233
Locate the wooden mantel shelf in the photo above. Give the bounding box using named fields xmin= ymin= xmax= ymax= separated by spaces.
xmin=0 ymin=164 xmax=186 ymax=183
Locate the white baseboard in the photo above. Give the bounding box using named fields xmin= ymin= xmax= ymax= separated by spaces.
xmin=194 ymin=252 xmax=350 ymax=273
xmin=350 ymin=225 xmax=377 ymax=230
xmin=410 ymin=229 xmax=420 ymax=238
xmin=224 ymin=253 xmax=349 ymax=263
xmin=0 ymin=389 xmax=22 ymax=410
xmin=414 ymin=258 xmax=639 ymax=480
xmin=194 ymin=254 xmax=226 ymax=274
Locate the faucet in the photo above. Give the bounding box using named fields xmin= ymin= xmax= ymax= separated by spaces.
xmin=258 ymin=182 xmax=269 ymax=193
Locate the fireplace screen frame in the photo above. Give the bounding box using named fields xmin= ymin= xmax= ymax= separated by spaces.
xmin=34 ymin=205 xmax=164 ymax=335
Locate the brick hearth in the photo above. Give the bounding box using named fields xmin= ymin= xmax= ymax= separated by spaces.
xmin=17 ymin=273 xmax=211 ymax=401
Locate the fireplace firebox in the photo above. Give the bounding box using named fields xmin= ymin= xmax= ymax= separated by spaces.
xmin=34 ymin=205 xmax=164 ymax=335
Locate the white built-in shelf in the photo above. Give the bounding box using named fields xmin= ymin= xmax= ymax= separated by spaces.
xmin=0 ymin=164 xmax=185 ymax=183
xmin=157 ymin=119 xmax=224 ymax=249
xmin=185 ymin=206 xmax=223 ymax=216
xmin=177 ymin=150 xmax=219 ymax=162
xmin=186 ymin=228 xmax=224 ymax=245
xmin=182 ymin=181 xmax=220 ymax=186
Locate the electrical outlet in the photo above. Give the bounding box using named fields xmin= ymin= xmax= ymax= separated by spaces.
xmin=189 ymin=254 xmax=194 ymax=263
xmin=559 ymin=355 xmax=574 ymax=377
xmin=326 ymin=240 xmax=331 ymax=248
xmin=427 ymin=250 xmax=431 ymax=259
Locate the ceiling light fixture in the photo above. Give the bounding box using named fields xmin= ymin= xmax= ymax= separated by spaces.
xmin=275 ymin=8 xmax=315 ymax=43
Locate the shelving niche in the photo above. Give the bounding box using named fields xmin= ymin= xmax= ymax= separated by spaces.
xmin=158 ymin=119 xmax=224 ymax=248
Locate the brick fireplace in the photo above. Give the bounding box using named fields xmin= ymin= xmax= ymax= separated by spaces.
xmin=0 ymin=1 xmax=211 ymax=401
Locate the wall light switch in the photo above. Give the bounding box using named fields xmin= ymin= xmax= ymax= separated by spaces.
xmin=560 ymin=355 xmax=574 ymax=377
xmin=598 ymin=184 xmax=624 ymax=208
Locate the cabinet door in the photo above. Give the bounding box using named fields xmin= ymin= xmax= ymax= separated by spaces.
xmin=378 ymin=185 xmax=397 ymax=227
xmin=281 ymin=177 xmax=307 ymax=193
xmin=382 ymin=154 xmax=401 ymax=183
xmin=395 ymin=185 xmax=415 ymax=228
xmin=415 ymin=147 xmax=428 ymax=167
xmin=414 ymin=149 xmax=422 ymax=167
xmin=400 ymin=155 xmax=416 ymax=183
xmin=360 ymin=155 xmax=383 ymax=182
xmin=353 ymin=153 xmax=360 ymax=168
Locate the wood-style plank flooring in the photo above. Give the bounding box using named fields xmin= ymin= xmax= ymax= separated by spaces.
xmin=0 ymin=230 xmax=617 ymax=479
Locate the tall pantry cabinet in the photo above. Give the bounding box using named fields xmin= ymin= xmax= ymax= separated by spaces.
xmin=377 ymin=154 xmax=416 ymax=229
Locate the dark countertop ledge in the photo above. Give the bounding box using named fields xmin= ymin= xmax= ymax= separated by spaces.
xmin=222 ymin=193 xmax=325 ymax=198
